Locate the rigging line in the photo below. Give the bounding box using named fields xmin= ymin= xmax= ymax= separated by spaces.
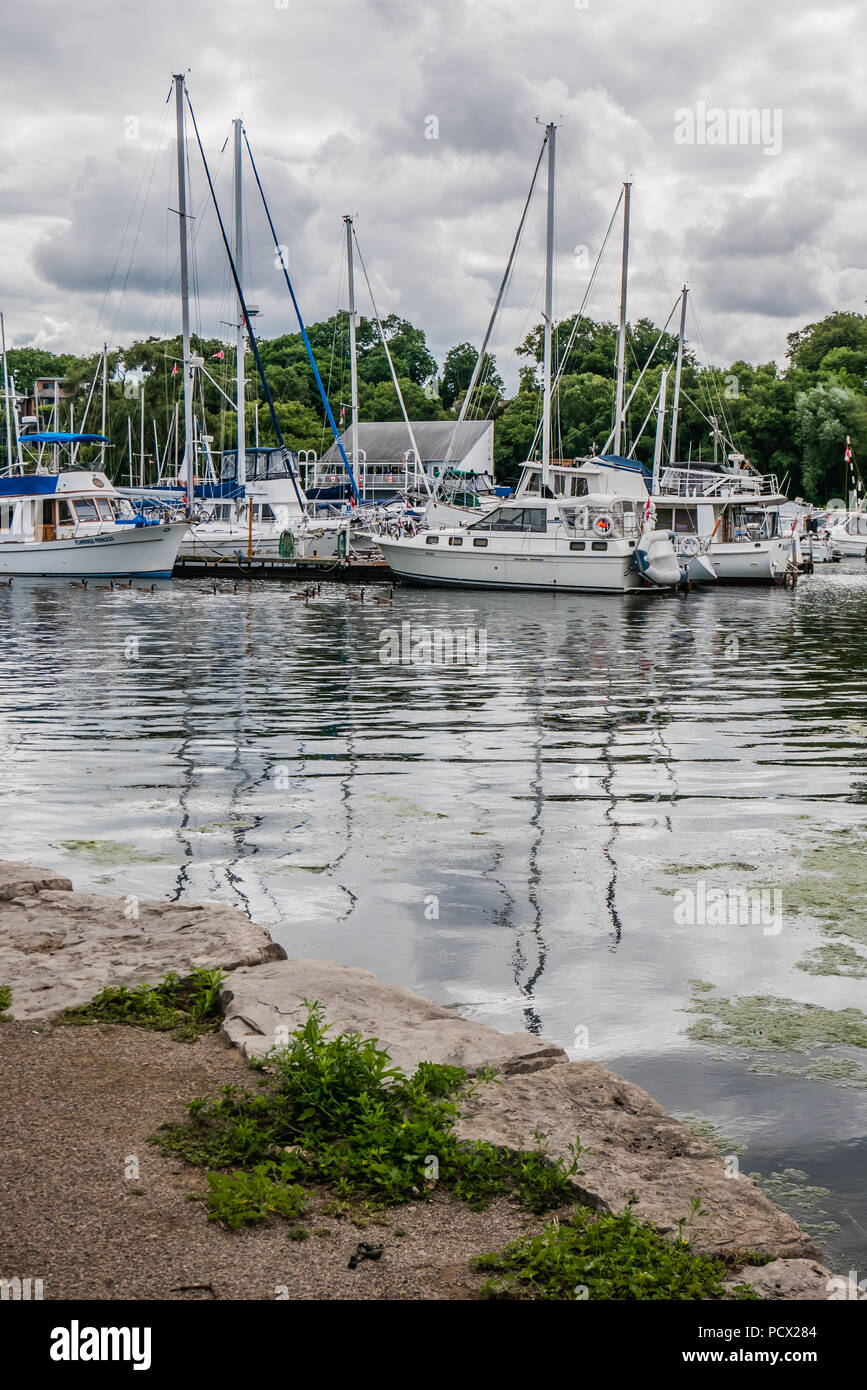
xmin=600 ymin=293 xmax=681 ymax=455
xmin=687 ymin=296 xmax=743 ymax=456
xmin=106 ymin=104 xmax=171 ymax=348
xmin=439 ymin=125 xmax=549 ymax=481
xmin=241 ymin=129 xmax=360 ymax=504
xmin=185 ymin=94 xmax=306 ymax=508
xmin=351 ymin=228 xmax=433 ymax=499
xmin=523 ymin=193 xmax=622 ymax=463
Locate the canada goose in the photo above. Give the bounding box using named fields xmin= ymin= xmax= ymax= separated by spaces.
xmin=70 ymin=579 xmax=87 ymax=589
xmin=346 ymin=588 xmax=364 ymax=602
xmin=372 ymin=585 xmax=394 ymax=606
xmin=95 ymin=579 xmax=115 ymax=591
xmin=0 ymin=578 xmax=13 ymax=587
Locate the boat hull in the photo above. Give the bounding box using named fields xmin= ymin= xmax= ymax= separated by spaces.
xmin=709 ymin=538 xmax=792 ymax=582
xmin=0 ymin=522 xmax=187 ymax=578
xmin=377 ymin=537 xmax=653 ymax=592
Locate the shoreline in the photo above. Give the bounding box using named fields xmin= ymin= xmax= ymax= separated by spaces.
xmin=0 ymin=857 xmax=860 ymax=1301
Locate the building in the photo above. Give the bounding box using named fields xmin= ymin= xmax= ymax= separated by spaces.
xmin=308 ymin=420 xmax=495 ymax=500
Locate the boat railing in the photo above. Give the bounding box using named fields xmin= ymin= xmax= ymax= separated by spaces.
xmin=658 ymin=467 xmax=781 ymax=499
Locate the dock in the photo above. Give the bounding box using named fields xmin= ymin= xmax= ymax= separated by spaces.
xmin=172 ymin=555 xmax=392 ymax=582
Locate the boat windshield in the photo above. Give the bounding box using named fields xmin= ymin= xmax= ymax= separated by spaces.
xmin=558 ymin=501 xmax=631 ymax=536
xmin=467 ymin=506 xmax=548 ymax=533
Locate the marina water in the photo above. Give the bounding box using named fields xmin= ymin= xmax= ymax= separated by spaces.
xmin=2 ymin=566 xmax=866 ymax=1269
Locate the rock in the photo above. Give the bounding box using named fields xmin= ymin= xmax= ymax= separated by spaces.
xmin=0 ymin=860 xmax=73 ymax=901
xmin=726 ymin=1259 xmax=867 ymax=1300
xmin=220 ymin=958 xmax=567 ymax=1076
xmin=0 ymin=866 xmax=285 ymax=1020
xmin=455 ymin=1062 xmax=819 ymax=1262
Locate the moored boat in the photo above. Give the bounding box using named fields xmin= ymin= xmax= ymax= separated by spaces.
xmin=0 ymin=470 xmax=186 ymax=577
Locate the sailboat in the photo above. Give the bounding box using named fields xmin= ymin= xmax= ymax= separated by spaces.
xmin=377 ymin=126 xmax=681 ymax=593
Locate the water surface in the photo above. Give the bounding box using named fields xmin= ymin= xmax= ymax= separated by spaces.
xmin=2 ymin=563 xmax=866 ymax=1268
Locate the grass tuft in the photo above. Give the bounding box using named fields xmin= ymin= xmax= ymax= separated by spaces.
xmin=55 ymin=969 xmax=226 ymax=1042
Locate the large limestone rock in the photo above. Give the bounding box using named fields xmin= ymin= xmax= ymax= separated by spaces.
xmin=220 ymin=958 xmax=567 ymax=1075
xmin=726 ymin=1259 xmax=866 ymax=1300
xmin=455 ymin=1062 xmax=819 ymax=1261
xmin=0 ymin=860 xmax=284 ymax=1021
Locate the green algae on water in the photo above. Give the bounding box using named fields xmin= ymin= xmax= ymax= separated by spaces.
xmin=748 ymin=1168 xmax=841 ymax=1238
xmin=57 ymin=839 xmax=170 ymax=866
xmin=796 ymin=943 xmax=867 ymax=979
xmin=675 ymin=1114 xmax=747 ymax=1157
xmin=685 ymin=987 xmax=867 ymax=1053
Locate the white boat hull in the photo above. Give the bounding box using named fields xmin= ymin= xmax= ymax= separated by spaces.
xmin=377 ymin=536 xmax=655 ymax=592
xmin=0 ymin=522 xmax=186 ymax=578
xmin=709 ymin=538 xmax=792 ymax=582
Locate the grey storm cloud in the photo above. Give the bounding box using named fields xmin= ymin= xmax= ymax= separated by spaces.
xmin=0 ymin=0 xmax=865 ymax=378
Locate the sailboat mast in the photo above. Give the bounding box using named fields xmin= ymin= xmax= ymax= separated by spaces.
xmin=613 ymin=181 xmax=631 ymax=457
xmin=652 ymin=368 xmax=667 ymax=495
xmin=344 ymin=215 xmax=360 ymax=500
xmin=669 ymin=284 xmax=688 ymax=466
xmin=1 ymin=313 xmax=13 ymax=474
xmin=100 ymin=342 xmax=108 ymax=472
xmin=541 ymin=122 xmax=556 ymax=490
xmin=173 ymin=73 xmax=195 ymax=512
xmin=233 ymin=118 xmax=246 ymax=490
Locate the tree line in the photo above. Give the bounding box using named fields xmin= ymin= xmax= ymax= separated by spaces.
xmin=3 ymin=308 xmax=866 ymax=502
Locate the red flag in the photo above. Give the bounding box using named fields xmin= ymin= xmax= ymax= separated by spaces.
xmin=171 ymin=363 xmax=178 ymax=376
xmin=339 ymin=404 xmax=346 ymax=427
xmin=211 ymin=350 xmax=225 ymax=361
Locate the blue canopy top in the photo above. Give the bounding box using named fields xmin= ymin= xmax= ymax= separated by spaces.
xmin=596 ymin=454 xmax=652 ymax=478
xmin=19 ymin=432 xmax=111 ymax=445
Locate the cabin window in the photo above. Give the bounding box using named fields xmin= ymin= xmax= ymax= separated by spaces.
xmin=473 ymin=537 xmax=488 ymax=547
xmin=570 ymin=477 xmax=589 ymax=497
xmin=591 ymin=541 xmax=608 ymax=552
xmin=673 ymin=509 xmax=697 ymax=534
xmin=40 ymin=499 xmax=54 ymax=526
xmin=0 ymin=504 xmax=11 ymax=530
xmin=471 ymin=506 xmax=547 ymax=533
xmin=57 ymin=500 xmax=74 ymax=525
xmin=95 ymin=498 xmax=113 ymax=520
xmin=72 ymin=499 xmax=99 ymax=521
xmin=569 ymin=540 xmax=585 ymax=551
xmin=261 ymin=504 xmax=276 ymax=521
xmin=448 ymin=536 xmax=463 ymax=546
xmin=425 ymin=535 xmax=439 ymax=545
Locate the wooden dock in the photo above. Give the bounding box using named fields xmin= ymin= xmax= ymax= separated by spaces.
xmin=172 ymin=555 xmax=392 ymax=582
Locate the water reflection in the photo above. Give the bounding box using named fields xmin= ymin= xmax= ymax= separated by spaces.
xmin=1 ymin=566 xmax=867 ymax=1264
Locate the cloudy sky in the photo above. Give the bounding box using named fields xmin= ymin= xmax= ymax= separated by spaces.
xmin=0 ymin=0 xmax=864 ymax=387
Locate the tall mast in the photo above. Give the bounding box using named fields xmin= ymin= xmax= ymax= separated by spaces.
xmin=541 ymin=122 xmax=556 ymax=490
xmin=652 ymin=368 xmax=667 ymax=495
xmin=613 ymin=180 xmax=631 ymax=457
xmin=669 ymin=284 xmax=688 ymax=465
xmin=99 ymin=342 xmax=108 ymax=471
xmin=343 ymin=215 xmax=360 ymax=499
xmin=233 ymin=117 xmax=246 ymax=490
xmin=1 ymin=313 xmax=13 ymax=473
xmin=173 ymin=73 xmax=195 ymax=511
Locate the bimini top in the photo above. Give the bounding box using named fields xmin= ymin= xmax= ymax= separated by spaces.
xmin=19 ymin=432 xmax=111 ymax=445
xmin=0 ymin=471 xmax=118 ymax=498
xmin=594 ymin=454 xmax=653 ymax=478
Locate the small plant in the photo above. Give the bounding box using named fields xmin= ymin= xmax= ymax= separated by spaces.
xmin=200 ymin=1164 xmax=307 ymax=1229
xmin=154 ymin=1002 xmax=583 ymax=1214
xmin=56 ymin=969 xmax=226 ymax=1042
xmin=474 ymin=1203 xmax=758 ymax=1301
xmin=0 ymin=985 xmax=11 ymax=1016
